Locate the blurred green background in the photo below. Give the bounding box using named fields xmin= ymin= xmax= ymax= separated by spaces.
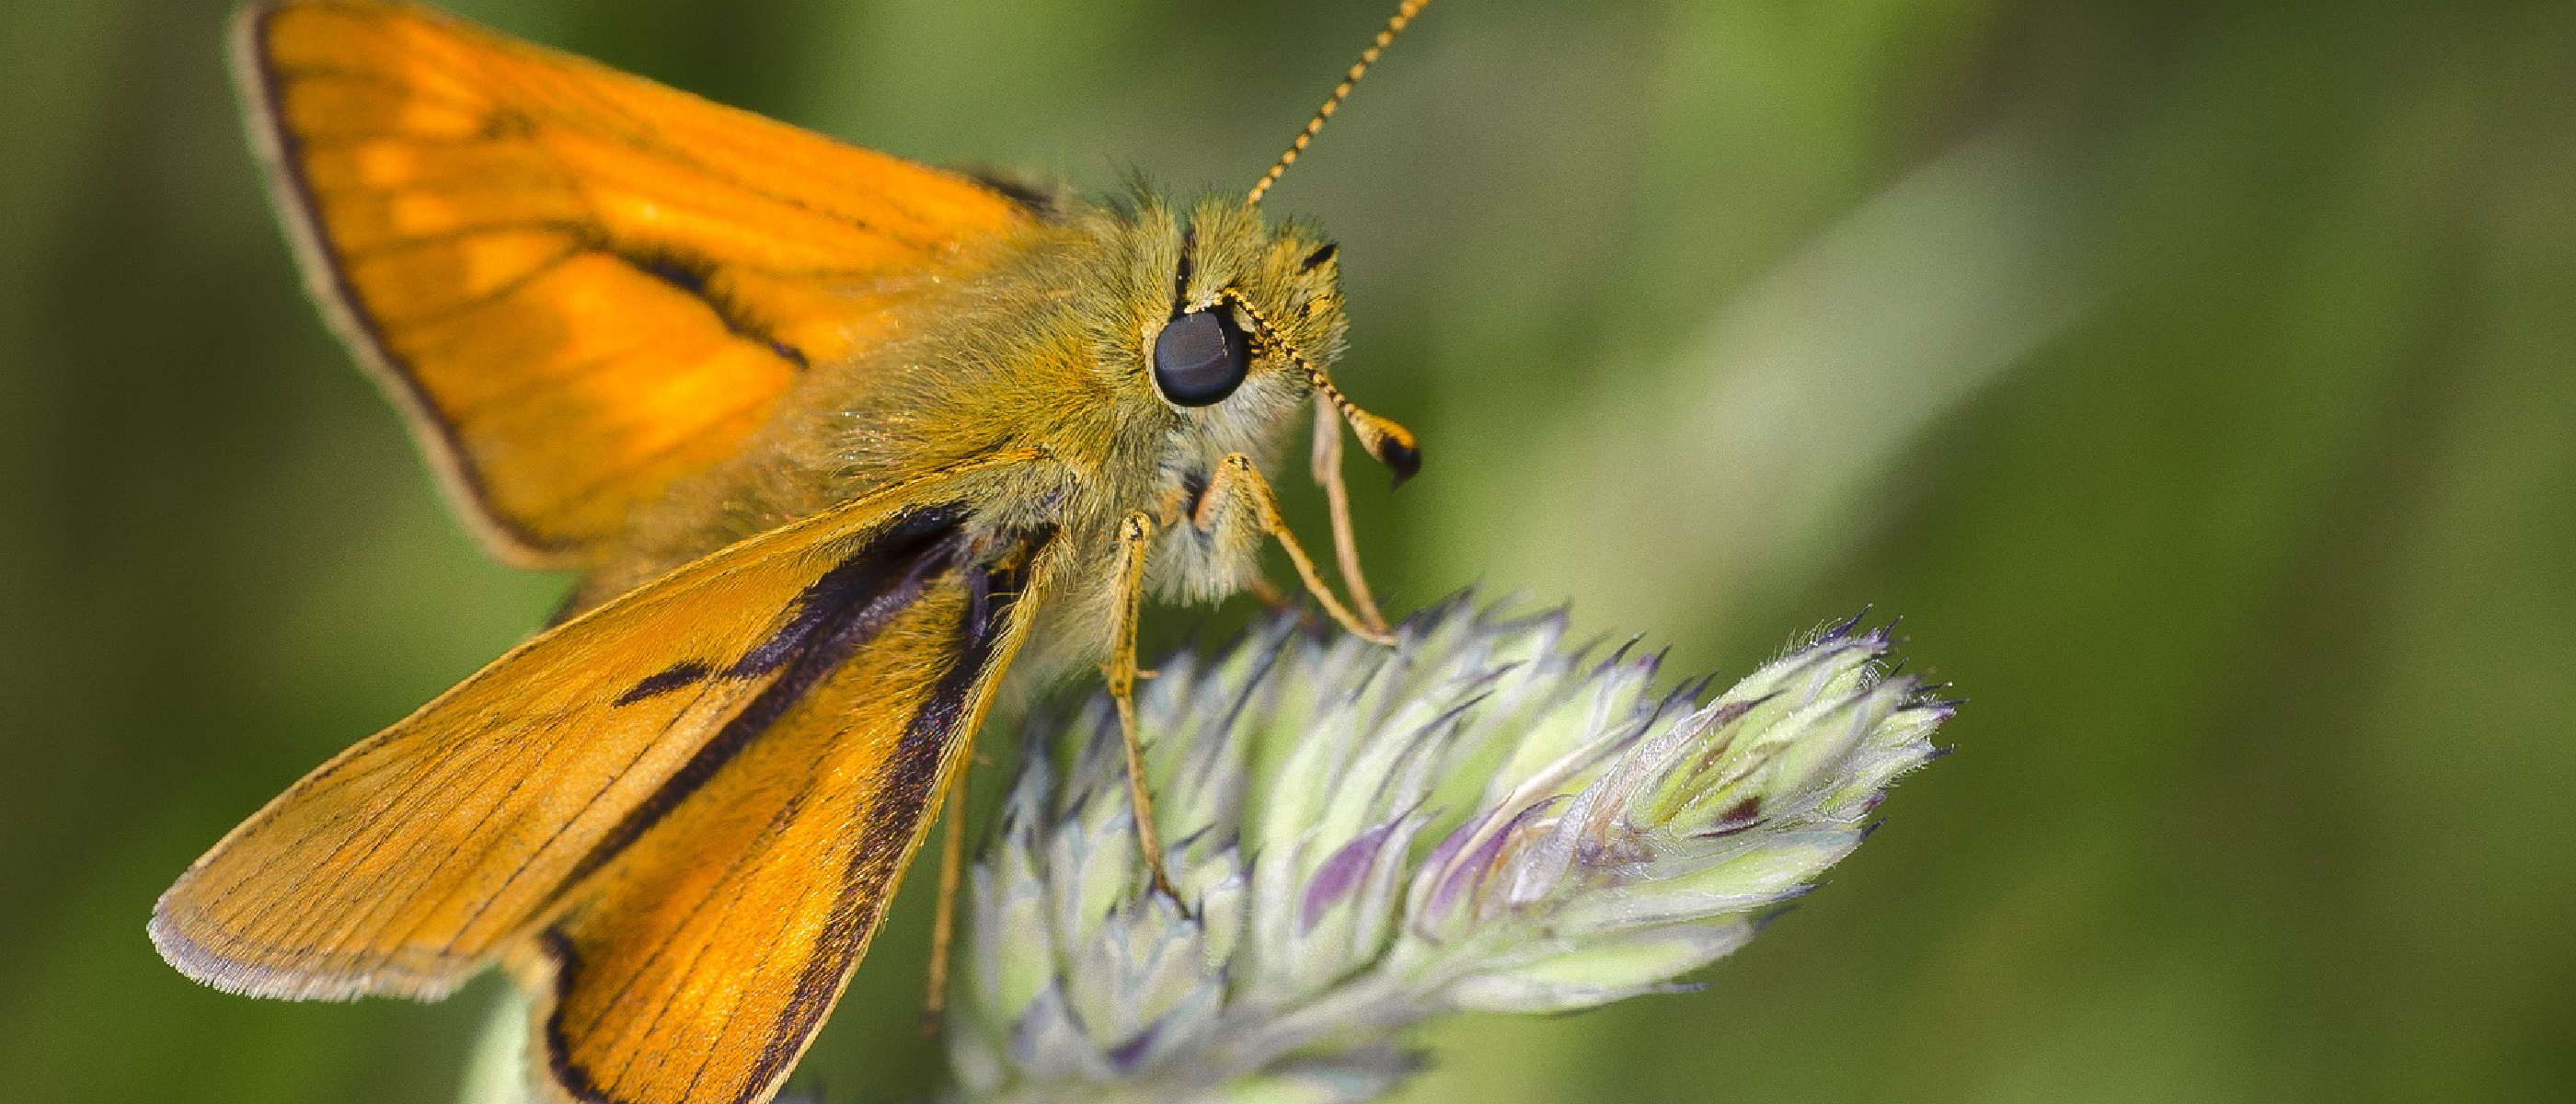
xmin=6 ymin=0 xmax=2572 ymax=1101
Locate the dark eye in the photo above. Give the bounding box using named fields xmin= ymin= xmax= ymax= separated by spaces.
xmin=1151 ymin=308 xmax=1249 ymax=407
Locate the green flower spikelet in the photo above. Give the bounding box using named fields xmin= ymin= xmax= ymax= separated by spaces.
xmin=949 ymin=595 xmax=1951 ymax=1104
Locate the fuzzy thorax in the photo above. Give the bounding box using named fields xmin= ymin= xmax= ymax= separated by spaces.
xmin=589 ymin=195 xmax=1354 ymax=661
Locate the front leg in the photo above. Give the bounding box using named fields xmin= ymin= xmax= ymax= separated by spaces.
xmin=1196 ymin=454 xmax=1397 ymax=646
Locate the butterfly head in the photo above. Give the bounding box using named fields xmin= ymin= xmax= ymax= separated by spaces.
xmin=1084 ymin=0 xmax=1428 ymax=501
xmin=1135 ymin=197 xmax=1417 ymax=487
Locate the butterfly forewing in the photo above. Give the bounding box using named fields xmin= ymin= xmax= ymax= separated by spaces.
xmin=235 ymin=0 xmax=1041 ymax=565
xmin=150 ymin=451 xmax=1050 ymax=1005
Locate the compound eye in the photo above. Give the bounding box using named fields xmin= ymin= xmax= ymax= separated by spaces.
xmin=1151 ymin=308 xmax=1250 ymax=407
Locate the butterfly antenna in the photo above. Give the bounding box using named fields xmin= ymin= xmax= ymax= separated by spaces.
xmin=1221 ymin=289 xmax=1420 ymax=484
xmin=1245 ymin=0 xmax=1433 ymax=207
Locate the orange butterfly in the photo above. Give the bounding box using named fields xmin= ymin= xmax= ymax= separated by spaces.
xmin=149 ymin=3 xmax=1428 ymax=1103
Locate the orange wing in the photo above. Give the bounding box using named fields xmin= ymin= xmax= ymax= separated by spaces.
xmin=153 ymin=454 xmax=1055 ymax=1104
xmin=234 ymin=0 xmax=1041 ymax=566
xmin=510 ymin=557 xmax=1042 ymax=1104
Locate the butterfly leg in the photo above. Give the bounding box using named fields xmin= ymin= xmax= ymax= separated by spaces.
xmin=922 ymin=770 xmax=968 ymax=1035
xmin=1104 ymin=510 xmax=1188 ymax=911
xmin=1246 ymin=576 xmax=1305 ymax=614
xmin=1200 ymin=454 xmax=1397 ymax=646
xmin=1310 ymin=399 xmax=1390 ymax=633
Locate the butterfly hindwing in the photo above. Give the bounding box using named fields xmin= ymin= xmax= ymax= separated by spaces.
xmin=234 ymin=0 xmax=1043 ymax=566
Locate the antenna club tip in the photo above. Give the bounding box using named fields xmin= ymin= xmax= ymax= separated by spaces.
xmin=1375 ymin=432 xmax=1421 ymax=486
